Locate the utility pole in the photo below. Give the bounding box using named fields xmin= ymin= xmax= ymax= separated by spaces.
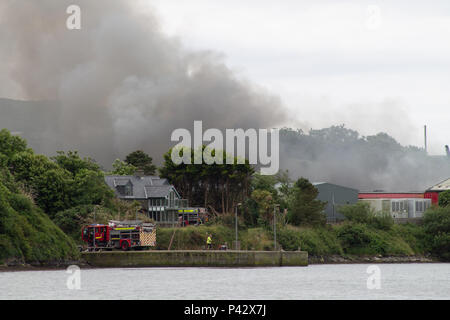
xmin=424 ymin=125 xmax=428 ymax=154
xmin=274 ymin=204 xmax=279 ymax=251
xmin=93 ymin=206 xmax=96 ymax=250
xmin=235 ymin=203 xmax=241 ymax=250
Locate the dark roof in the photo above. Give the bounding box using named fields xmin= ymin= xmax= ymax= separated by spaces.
xmin=145 ymin=185 xmax=173 ymax=198
xmin=105 ymin=175 xmax=179 ymax=199
xmin=313 ymin=182 xmax=359 ymax=192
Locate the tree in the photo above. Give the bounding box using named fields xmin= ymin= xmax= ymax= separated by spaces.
xmin=438 ymin=190 xmax=450 ymax=207
xmin=124 ymin=150 xmax=156 ymax=175
xmin=286 ymin=178 xmax=326 ymax=226
xmin=51 ymin=151 xmax=100 ymax=175
xmin=159 ymin=146 xmax=254 ymax=213
xmin=9 ymin=148 xmax=114 ymax=218
xmin=0 ymin=129 xmax=29 ymax=162
xmin=110 ymin=159 xmax=136 ymax=175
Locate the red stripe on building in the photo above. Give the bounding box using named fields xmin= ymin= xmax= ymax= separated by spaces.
xmin=358 ymin=193 xmax=424 ymax=199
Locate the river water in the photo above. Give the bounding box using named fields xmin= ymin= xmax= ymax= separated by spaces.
xmin=1 ymin=263 xmax=449 ymax=300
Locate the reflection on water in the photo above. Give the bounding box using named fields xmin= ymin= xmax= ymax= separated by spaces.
xmin=1 ymin=263 xmax=449 ymax=300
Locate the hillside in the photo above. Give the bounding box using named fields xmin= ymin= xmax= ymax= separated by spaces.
xmin=0 ymin=168 xmax=79 ymax=266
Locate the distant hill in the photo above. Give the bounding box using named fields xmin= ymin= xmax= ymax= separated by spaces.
xmin=2 ymin=98 xmax=450 ymax=191
xmin=0 ymin=98 xmax=63 ymax=156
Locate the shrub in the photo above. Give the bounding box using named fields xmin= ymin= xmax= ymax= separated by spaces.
xmin=339 ymin=202 xmax=394 ymax=230
xmin=422 ymin=206 xmax=450 ymax=260
xmin=277 ymin=225 xmax=343 ymax=255
xmin=335 ymin=223 xmax=414 ymax=256
xmin=438 ymin=190 xmax=450 ymax=207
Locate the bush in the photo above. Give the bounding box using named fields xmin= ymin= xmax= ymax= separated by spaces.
xmin=277 ymin=225 xmax=343 ymax=255
xmin=438 ymin=190 xmax=450 ymax=208
xmin=422 ymin=206 xmax=450 ymax=260
xmin=339 ymin=202 xmax=394 ymax=230
xmin=335 ymin=223 xmax=414 ymax=256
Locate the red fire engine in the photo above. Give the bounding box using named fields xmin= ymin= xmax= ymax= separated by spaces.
xmin=81 ymin=220 xmax=156 ymax=251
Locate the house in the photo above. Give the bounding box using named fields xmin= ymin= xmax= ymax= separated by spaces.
xmin=312 ymin=182 xmax=359 ymax=223
xmin=104 ymin=173 xmax=187 ymax=226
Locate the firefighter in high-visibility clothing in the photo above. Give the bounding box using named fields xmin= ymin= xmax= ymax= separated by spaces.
xmin=206 ymin=234 xmax=212 ymax=250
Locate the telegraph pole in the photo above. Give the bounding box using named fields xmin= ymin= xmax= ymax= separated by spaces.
xmin=235 ymin=203 xmax=241 ymax=250
xmin=274 ymin=204 xmax=279 ymax=251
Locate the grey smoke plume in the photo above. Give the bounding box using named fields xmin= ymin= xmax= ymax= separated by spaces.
xmin=0 ymin=0 xmax=286 ymax=164
xmin=279 ymin=126 xmax=450 ymax=192
xmin=0 ymin=0 xmax=449 ymax=192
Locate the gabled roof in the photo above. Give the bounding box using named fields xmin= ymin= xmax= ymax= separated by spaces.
xmin=145 ymin=185 xmax=174 ymax=198
xmin=312 ymin=182 xmax=359 ymax=193
xmin=113 ymin=178 xmax=132 ymax=186
xmin=427 ymin=178 xmax=450 ymax=192
xmin=105 ymin=175 xmax=177 ymax=199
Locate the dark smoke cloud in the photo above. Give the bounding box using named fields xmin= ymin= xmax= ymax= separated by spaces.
xmin=0 ymin=0 xmax=286 ymax=164
xmin=0 ymin=0 xmax=449 ymax=192
xmin=279 ymin=127 xmax=450 ymax=192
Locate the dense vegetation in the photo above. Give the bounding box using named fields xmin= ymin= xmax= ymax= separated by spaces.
xmin=0 ymin=129 xmax=140 ymax=264
xmin=154 ymin=172 xmax=449 ymax=261
xmin=156 ymin=206 xmax=448 ymax=261
xmin=159 ymin=146 xmax=254 ymax=213
xmin=0 ymin=127 xmax=449 ymax=264
xmin=0 ymin=154 xmax=79 ymax=264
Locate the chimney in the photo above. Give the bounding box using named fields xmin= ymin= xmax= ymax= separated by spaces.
xmin=424 ymin=125 xmax=427 ymax=154
xmin=135 ymin=169 xmax=145 ymax=178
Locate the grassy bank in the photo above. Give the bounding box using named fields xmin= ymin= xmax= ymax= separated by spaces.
xmin=156 ymin=225 xmax=274 ymax=251
xmin=155 ymin=221 xmax=441 ymax=261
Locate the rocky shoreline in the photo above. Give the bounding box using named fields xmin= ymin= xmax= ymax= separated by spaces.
xmin=309 ymin=254 xmax=438 ymax=264
xmin=0 ymin=259 xmax=89 ymax=272
xmin=0 ymin=254 xmax=443 ymax=272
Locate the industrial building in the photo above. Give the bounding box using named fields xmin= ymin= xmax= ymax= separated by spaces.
xmin=312 ymin=182 xmax=359 ymax=223
xmin=358 ymin=192 xmax=432 ymax=221
xmin=425 ymin=177 xmax=450 ymax=205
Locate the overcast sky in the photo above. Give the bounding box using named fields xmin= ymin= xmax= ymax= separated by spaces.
xmin=146 ymin=0 xmax=450 ymax=155
xmin=0 ymin=1 xmax=448 ymax=155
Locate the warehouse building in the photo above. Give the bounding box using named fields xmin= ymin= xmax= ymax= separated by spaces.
xmin=425 ymin=177 xmax=450 ymax=205
xmin=358 ymin=192 xmax=432 ymax=221
xmin=312 ymin=182 xmax=359 ymax=223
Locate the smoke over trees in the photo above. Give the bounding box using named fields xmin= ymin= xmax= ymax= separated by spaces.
xmin=0 ymin=0 xmax=287 ymax=164
xmin=0 ymin=1 xmax=449 ymax=193
xmin=279 ymin=126 xmax=450 ymax=191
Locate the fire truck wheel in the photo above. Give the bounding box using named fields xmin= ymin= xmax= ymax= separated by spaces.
xmin=121 ymin=241 xmax=130 ymax=251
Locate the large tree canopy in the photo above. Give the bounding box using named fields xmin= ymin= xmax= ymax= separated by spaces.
xmin=124 ymin=150 xmax=156 ymax=175
xmin=159 ymin=146 xmax=254 ymax=214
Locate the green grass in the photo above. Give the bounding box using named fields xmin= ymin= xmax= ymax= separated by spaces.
xmin=155 ymin=220 xmax=432 ymax=258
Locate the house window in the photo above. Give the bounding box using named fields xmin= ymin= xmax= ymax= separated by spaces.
xmin=125 ymin=185 xmax=132 ymax=196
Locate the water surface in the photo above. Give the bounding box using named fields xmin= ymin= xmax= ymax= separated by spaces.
xmin=1 ymin=263 xmax=449 ymax=299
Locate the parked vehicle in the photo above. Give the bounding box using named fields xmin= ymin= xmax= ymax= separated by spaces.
xmin=81 ymin=220 xmax=156 ymax=251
